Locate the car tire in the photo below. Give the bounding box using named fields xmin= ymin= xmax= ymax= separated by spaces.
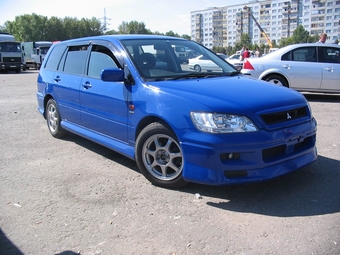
xmin=265 ymin=75 xmax=288 ymax=87
xmin=194 ymin=65 xmax=201 ymax=72
xmin=135 ymin=122 xmax=188 ymax=189
xmin=46 ymin=99 xmax=67 ymax=138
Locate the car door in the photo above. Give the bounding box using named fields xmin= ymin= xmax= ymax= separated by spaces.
xmin=280 ymin=46 xmax=322 ymax=90
xmin=79 ymin=42 xmax=129 ymax=143
xmin=198 ymin=55 xmax=220 ymax=71
xmin=51 ymin=43 xmax=89 ymax=125
xmin=318 ymin=46 xmax=340 ymax=92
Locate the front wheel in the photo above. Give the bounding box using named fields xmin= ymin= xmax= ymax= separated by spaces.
xmin=265 ymin=75 xmax=288 ymax=87
xmin=194 ymin=65 xmax=201 ymax=72
xmin=46 ymin=99 xmax=67 ymax=138
xmin=135 ymin=122 xmax=187 ymax=189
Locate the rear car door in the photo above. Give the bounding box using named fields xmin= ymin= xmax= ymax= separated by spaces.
xmin=318 ymin=46 xmax=340 ymax=92
xmin=51 ymin=43 xmax=90 ymax=125
xmin=79 ymin=41 xmax=129 ymax=143
xmin=280 ymin=46 xmax=322 ymax=90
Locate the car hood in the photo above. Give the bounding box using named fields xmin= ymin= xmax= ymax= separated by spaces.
xmin=150 ymin=75 xmax=307 ymax=114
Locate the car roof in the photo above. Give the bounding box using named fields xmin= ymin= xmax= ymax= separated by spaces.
xmin=55 ymin=34 xmax=188 ymax=44
xmin=258 ymin=43 xmax=340 ymax=60
xmin=266 ymin=43 xmax=340 ymax=57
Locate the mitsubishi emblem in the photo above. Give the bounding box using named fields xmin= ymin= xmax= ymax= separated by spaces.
xmin=287 ymin=113 xmax=292 ymax=119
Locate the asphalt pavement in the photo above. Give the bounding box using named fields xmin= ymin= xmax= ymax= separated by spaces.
xmin=0 ymin=70 xmax=339 ymax=255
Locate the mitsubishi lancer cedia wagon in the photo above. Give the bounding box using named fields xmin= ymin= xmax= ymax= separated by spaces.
xmin=37 ymin=35 xmax=317 ymax=189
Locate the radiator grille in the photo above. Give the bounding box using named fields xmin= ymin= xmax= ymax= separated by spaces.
xmin=3 ymin=57 xmax=22 ymax=63
xmin=261 ymin=106 xmax=307 ymax=125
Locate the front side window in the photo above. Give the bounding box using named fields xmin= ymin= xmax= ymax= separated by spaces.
xmin=318 ymin=47 xmax=340 ymax=63
xmin=87 ymin=45 xmax=119 ymax=78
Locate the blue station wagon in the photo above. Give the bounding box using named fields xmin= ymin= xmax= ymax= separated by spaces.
xmin=37 ymin=35 xmax=317 ymax=188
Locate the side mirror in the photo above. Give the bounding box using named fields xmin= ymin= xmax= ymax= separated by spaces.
xmin=101 ymin=68 xmax=124 ymax=82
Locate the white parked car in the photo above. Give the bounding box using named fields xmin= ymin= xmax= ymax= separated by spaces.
xmin=188 ymin=55 xmax=222 ymax=72
xmin=216 ymin=53 xmax=229 ymax=60
xmin=226 ymin=54 xmax=243 ymax=70
xmin=241 ymin=43 xmax=340 ymax=93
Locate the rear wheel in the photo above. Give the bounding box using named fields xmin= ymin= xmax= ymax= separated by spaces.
xmin=265 ymin=75 xmax=288 ymax=87
xmin=46 ymin=99 xmax=67 ymax=138
xmin=135 ymin=122 xmax=187 ymax=189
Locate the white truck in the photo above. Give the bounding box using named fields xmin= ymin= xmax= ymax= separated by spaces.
xmin=22 ymin=41 xmax=52 ymax=70
xmin=0 ymin=33 xmax=25 ymax=73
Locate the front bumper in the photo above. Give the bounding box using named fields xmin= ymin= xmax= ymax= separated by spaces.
xmin=179 ymin=118 xmax=317 ymax=185
xmin=0 ymin=63 xmax=23 ymax=71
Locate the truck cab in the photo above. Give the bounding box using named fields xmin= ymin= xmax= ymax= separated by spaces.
xmin=0 ymin=33 xmax=25 ymax=73
xmin=22 ymin=41 xmax=52 ymax=70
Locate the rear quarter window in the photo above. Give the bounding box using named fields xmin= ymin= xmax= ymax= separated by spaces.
xmin=44 ymin=45 xmax=66 ymax=70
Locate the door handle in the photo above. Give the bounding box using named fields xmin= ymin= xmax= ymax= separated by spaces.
xmin=324 ymin=67 xmax=334 ymax=72
xmin=53 ymin=76 xmax=61 ymax=82
xmin=82 ymin=82 xmax=92 ymax=89
xmin=282 ymin=64 xmax=290 ymax=69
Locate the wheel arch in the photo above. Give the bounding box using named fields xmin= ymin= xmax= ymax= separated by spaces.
xmin=260 ymin=71 xmax=290 ymax=88
xmin=43 ymin=94 xmax=54 ymax=119
xmin=135 ymin=116 xmax=176 ymax=142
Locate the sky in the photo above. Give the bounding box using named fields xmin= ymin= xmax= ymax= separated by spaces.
xmin=0 ymin=0 xmax=243 ymax=35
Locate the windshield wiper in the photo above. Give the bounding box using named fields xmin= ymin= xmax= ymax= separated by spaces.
xmin=172 ymin=72 xmax=226 ymax=80
xmin=227 ymin=70 xmax=241 ymax=77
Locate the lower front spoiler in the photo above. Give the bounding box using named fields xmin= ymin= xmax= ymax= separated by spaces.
xmin=182 ymin=147 xmax=318 ymax=185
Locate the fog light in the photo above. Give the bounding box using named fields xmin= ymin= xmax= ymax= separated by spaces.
xmin=220 ymin=152 xmax=240 ymax=160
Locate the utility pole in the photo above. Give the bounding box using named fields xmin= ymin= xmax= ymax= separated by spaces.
xmin=100 ymin=8 xmax=111 ymax=32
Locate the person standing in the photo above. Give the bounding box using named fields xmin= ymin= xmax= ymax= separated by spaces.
xmin=239 ymin=46 xmax=246 ymax=61
xmin=255 ymin=47 xmax=262 ymax=57
xmin=243 ymin=48 xmax=250 ymax=59
xmin=318 ymin=33 xmax=327 ymax=43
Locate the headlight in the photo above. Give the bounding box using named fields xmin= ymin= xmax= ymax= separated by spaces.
xmin=190 ymin=112 xmax=258 ymax=133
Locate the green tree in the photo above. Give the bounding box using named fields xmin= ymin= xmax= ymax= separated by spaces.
xmin=165 ymin=30 xmax=181 ymax=37
xmin=0 ymin=24 xmax=9 ymax=33
xmin=3 ymin=14 xmax=104 ymax=41
xmin=291 ymin=25 xmax=310 ymax=43
xmin=118 ymin=21 xmax=151 ymax=34
xmin=279 ymin=25 xmax=319 ymax=47
xmin=105 ymin=29 xmax=119 ymax=35
xmin=2 ymin=14 xmax=190 ymax=41
xmin=181 ymin=34 xmax=191 ymax=40
xmin=45 ymin=16 xmax=65 ymax=41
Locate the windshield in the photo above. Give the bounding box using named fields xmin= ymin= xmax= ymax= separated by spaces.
xmin=0 ymin=42 xmax=22 ymax=52
xmin=40 ymin=47 xmax=50 ymax=54
xmin=121 ymin=38 xmax=237 ymax=80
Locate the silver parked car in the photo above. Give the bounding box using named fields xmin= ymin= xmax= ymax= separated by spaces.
xmin=241 ymin=43 xmax=340 ymax=93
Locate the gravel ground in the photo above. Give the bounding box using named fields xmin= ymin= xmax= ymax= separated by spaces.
xmin=0 ymin=70 xmax=339 ymax=255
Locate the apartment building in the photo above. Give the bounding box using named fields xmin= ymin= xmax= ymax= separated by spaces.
xmin=191 ymin=0 xmax=340 ymax=48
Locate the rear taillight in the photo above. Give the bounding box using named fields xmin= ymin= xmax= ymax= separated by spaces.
xmin=243 ymin=59 xmax=255 ymax=70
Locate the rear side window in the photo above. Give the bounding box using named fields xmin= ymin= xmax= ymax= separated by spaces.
xmin=63 ymin=45 xmax=88 ymax=75
xmin=45 ymin=45 xmax=66 ymax=70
